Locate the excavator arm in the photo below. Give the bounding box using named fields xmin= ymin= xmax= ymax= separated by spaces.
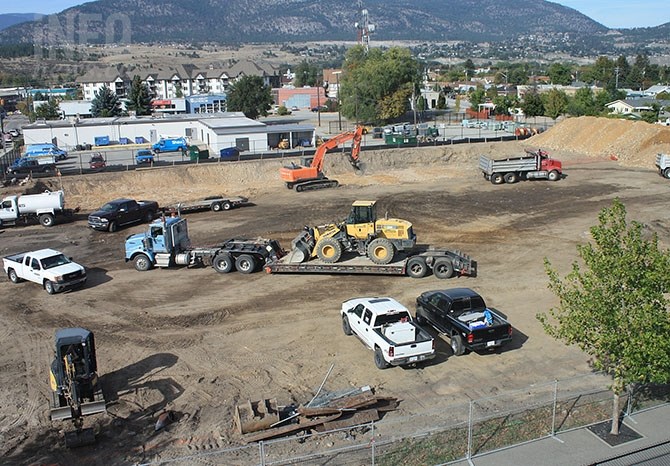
xmin=310 ymin=125 xmax=364 ymax=173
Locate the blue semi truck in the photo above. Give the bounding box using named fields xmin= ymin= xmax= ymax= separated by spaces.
xmin=124 ymin=216 xmax=283 ymax=273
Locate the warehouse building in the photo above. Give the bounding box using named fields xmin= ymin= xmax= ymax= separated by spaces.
xmin=22 ymin=112 xmax=315 ymax=154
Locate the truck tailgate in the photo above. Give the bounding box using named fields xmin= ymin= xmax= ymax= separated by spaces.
xmin=392 ymin=339 xmax=434 ymax=357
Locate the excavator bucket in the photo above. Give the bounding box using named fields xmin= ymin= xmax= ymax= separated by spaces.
xmin=64 ymin=428 xmax=96 ymax=448
xmin=349 ymin=155 xmax=361 ymax=170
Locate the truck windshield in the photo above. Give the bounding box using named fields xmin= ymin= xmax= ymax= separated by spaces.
xmin=375 ymin=311 xmax=411 ymax=326
xmin=100 ymin=203 xmax=118 ymax=211
xmin=41 ymin=254 xmax=72 ymax=269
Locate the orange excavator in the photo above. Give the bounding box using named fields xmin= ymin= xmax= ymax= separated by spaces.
xmin=279 ymin=126 xmax=364 ymax=192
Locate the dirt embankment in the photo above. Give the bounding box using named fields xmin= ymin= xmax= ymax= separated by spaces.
xmin=14 ymin=117 xmax=670 ymax=211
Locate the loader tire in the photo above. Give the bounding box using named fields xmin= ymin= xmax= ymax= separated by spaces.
xmin=367 ymin=238 xmax=394 ymax=265
xmin=316 ymin=238 xmax=342 ymax=263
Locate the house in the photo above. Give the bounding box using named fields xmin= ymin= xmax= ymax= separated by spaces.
xmin=643 ymin=84 xmax=670 ymax=97
xmin=605 ymin=99 xmax=670 ymax=116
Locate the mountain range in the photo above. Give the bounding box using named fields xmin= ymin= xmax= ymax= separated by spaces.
xmin=0 ymin=0 xmax=667 ymax=50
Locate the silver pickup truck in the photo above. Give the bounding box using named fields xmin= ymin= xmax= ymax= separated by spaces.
xmin=341 ymin=297 xmax=435 ymax=369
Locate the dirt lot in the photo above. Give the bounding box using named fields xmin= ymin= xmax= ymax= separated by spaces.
xmin=1 ymin=118 xmax=670 ymax=465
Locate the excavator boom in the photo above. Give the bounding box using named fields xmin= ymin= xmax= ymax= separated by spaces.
xmin=279 ymin=126 xmax=364 ymax=192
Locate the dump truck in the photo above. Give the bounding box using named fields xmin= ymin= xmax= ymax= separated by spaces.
xmin=655 ymin=153 xmax=670 ymax=179
xmin=49 ymin=328 xmax=106 ymax=447
xmin=479 ymin=149 xmax=562 ymax=184
xmin=0 ymin=190 xmax=77 ymax=227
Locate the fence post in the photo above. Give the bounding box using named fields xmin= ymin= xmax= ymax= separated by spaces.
xmin=551 ymin=379 xmax=558 ymax=436
xmin=467 ymin=400 xmax=473 ymax=460
xmin=259 ymin=440 xmax=265 ymax=466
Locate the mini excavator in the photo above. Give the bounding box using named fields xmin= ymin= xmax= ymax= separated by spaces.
xmin=49 ymin=327 xmax=107 ymax=447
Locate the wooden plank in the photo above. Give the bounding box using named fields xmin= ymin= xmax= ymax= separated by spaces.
xmin=317 ymin=409 xmax=380 ymax=432
xmin=242 ymin=413 xmax=342 ymax=443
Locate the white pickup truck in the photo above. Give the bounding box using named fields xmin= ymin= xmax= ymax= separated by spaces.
xmin=341 ymin=297 xmax=435 ymax=369
xmin=3 ymin=249 xmax=87 ymax=294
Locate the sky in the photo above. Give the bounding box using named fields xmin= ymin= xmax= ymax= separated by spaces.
xmin=7 ymin=0 xmax=670 ymax=29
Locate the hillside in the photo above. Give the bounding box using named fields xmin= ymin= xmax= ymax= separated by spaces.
xmin=0 ymin=0 xmax=607 ymax=44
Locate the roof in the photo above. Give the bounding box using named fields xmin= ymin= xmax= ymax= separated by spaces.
xmin=352 ymin=200 xmax=376 ymax=207
xmin=431 ymin=288 xmax=482 ymax=299
xmin=29 ymin=248 xmax=65 ymax=260
xmin=55 ymin=327 xmax=92 ymax=343
xmin=344 ymin=297 xmax=409 ymax=316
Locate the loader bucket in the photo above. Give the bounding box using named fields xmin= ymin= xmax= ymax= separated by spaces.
xmin=287 ymin=229 xmax=315 ymax=263
xmin=81 ymin=400 xmax=107 ymax=416
xmin=50 ymin=406 xmax=74 ymax=421
xmin=65 ymin=427 xmax=96 ymax=448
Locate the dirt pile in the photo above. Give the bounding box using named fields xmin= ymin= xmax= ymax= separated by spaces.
xmin=530 ymin=116 xmax=670 ymax=167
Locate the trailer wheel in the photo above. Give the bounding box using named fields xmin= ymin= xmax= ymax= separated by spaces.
xmin=548 ymin=170 xmax=560 ymax=181
xmin=44 ymin=280 xmax=56 ymax=295
xmin=433 ymin=259 xmax=454 ymax=279
xmin=342 ymin=316 xmax=353 ymax=336
xmin=374 ymin=348 xmax=389 ymax=369
xmin=664 ymin=168 xmax=670 ymax=179
xmin=491 ymin=173 xmax=504 ymax=185
xmin=367 ymin=238 xmax=395 ymax=265
xmin=108 ymin=221 xmax=118 ymax=233
xmin=222 ymin=201 xmax=232 ymax=211
xmin=503 ymin=172 xmax=517 ymax=184
xmin=39 ymin=213 xmax=55 ymax=227
xmin=235 ymin=254 xmax=257 ymax=274
xmin=406 ymin=257 xmax=428 ymax=278
xmin=211 ymin=202 xmax=222 ymax=212
xmin=133 ymin=254 xmax=152 ymax=272
xmin=212 ymin=253 xmax=234 ymax=273
xmin=8 ymin=269 xmax=21 ymax=283
xmin=450 ymin=334 xmax=465 ymax=356
xmin=316 ymin=238 xmax=342 ymax=263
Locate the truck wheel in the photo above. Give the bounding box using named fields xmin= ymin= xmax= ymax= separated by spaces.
xmin=133 ymin=254 xmax=152 ymax=272
xmin=415 ymin=309 xmax=426 ymax=325
xmin=211 ymin=202 xmax=222 ymax=212
xmin=44 ymin=280 xmax=56 ymax=295
xmin=213 ymin=253 xmax=234 ymax=273
xmin=548 ymin=170 xmax=560 ymax=181
xmin=491 ymin=173 xmax=504 ymax=185
xmin=664 ymin=168 xmax=670 ymax=179
xmin=367 ymin=238 xmax=395 ymax=265
xmin=503 ymin=172 xmax=517 ymax=184
xmin=433 ymin=259 xmax=454 ymax=279
xmin=316 ymin=238 xmax=342 ymax=263
xmin=108 ymin=221 xmax=118 ymax=233
xmin=145 ymin=211 xmax=155 ymax=223
xmin=8 ymin=269 xmax=21 ymax=283
xmin=222 ymin=201 xmax=232 ymax=211
xmin=374 ymin=348 xmax=389 ymax=369
xmin=39 ymin=213 xmax=55 ymax=227
xmin=342 ymin=316 xmax=353 ymax=336
xmin=406 ymin=257 xmax=428 ymax=278
xmin=235 ymin=254 xmax=257 ymax=274
xmin=450 ymin=334 xmax=465 ymax=356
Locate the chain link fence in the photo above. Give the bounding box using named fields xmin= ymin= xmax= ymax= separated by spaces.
xmin=136 ymin=374 xmax=668 ymax=466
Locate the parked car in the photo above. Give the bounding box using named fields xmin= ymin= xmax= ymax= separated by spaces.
xmin=219 ymin=147 xmax=240 ymax=159
xmin=135 ymin=149 xmax=155 ymax=164
xmin=8 ymin=129 xmax=20 ymax=138
xmin=372 ymin=127 xmax=384 ymax=139
xmin=291 ymin=106 xmax=299 ymax=112
xmin=89 ymin=153 xmax=106 ymax=170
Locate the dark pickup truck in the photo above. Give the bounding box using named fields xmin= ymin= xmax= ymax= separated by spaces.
xmin=88 ymin=198 xmax=159 ymax=232
xmin=6 ymin=158 xmax=56 ymax=176
xmin=415 ymin=288 xmax=513 ymax=356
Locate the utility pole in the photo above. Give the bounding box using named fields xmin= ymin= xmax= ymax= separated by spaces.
xmin=614 ymin=67 xmax=620 ymax=89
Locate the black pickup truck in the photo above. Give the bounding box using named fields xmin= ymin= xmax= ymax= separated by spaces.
xmin=415 ymin=288 xmax=513 ymax=356
xmin=88 ymin=198 xmax=159 ymax=232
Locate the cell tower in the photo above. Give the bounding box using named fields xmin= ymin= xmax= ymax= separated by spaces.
xmin=354 ymin=0 xmax=375 ymax=52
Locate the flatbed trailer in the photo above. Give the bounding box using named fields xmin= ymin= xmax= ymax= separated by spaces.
xmin=163 ymin=195 xmax=249 ymax=214
xmin=265 ymin=246 xmax=477 ymax=279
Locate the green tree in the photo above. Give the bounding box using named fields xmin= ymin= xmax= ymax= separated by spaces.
xmin=521 ymin=90 xmax=544 ymax=118
xmin=538 ymin=200 xmax=670 ymax=435
xmin=339 ymin=45 xmax=421 ymax=123
xmin=543 ymin=88 xmax=568 ymax=120
xmin=90 ymin=85 xmax=122 ymax=117
xmin=226 ymin=75 xmax=272 ymax=120
xmin=293 ymin=61 xmax=318 ymax=87
xmin=469 ymin=88 xmax=486 ymax=110
xmin=126 ymin=75 xmax=153 ymax=116
xmin=34 ymin=99 xmax=61 ymax=120
xmin=548 ymin=63 xmax=572 ymax=86
xmin=568 ymin=87 xmax=598 ymax=116
xmin=436 ymin=93 xmax=446 ymax=110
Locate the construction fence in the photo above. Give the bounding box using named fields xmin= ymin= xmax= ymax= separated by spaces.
xmin=136 ymin=373 xmax=669 ymax=466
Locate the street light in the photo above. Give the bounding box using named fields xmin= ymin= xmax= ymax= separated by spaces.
xmin=333 ymin=71 xmax=342 ymax=131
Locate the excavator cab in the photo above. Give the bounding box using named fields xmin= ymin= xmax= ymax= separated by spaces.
xmin=49 ymin=328 xmax=106 ymax=447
